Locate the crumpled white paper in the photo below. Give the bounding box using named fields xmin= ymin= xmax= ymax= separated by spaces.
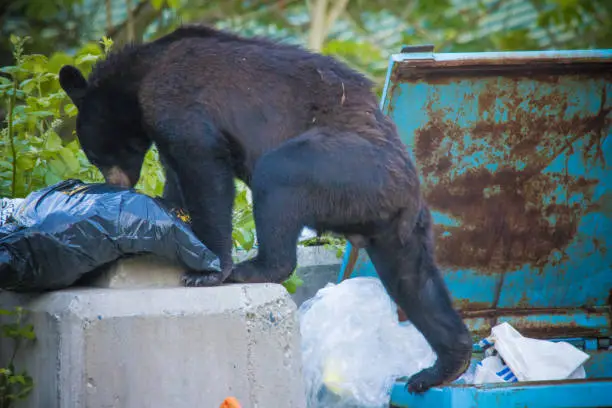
xmin=490 ymin=322 xmax=589 ymax=382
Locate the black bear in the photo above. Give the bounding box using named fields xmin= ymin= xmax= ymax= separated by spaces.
xmin=58 ymin=25 xmax=471 ymax=393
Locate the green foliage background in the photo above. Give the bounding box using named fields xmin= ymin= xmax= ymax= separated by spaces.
xmin=0 ymin=307 xmax=35 ymax=408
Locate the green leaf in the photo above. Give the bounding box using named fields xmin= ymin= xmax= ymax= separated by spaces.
xmin=9 ymin=374 xmax=27 ymax=385
xmin=44 ymin=132 xmax=62 ymax=152
xmin=19 ymin=78 xmax=37 ymax=93
xmin=44 ymin=171 xmax=63 ymax=185
xmin=151 ymin=0 xmax=165 ymax=10
xmin=19 ymin=324 xmax=36 ymax=341
xmin=16 ymin=156 xmax=35 ymax=171
xmin=47 ymin=51 xmax=74 ymax=74
xmin=75 ymin=54 xmax=100 ymax=65
xmin=100 ymin=36 xmax=114 ymax=55
xmin=48 ymin=158 xmax=66 ymax=175
xmin=59 ymin=147 xmax=80 ymax=173
xmin=64 ymin=103 xmax=78 ymax=117
xmin=28 ymin=110 xmax=55 ymax=118
xmin=281 ymin=271 xmax=303 ymax=294
xmin=0 ymin=66 xmax=28 ymax=75
xmin=22 ymin=54 xmax=49 ymax=72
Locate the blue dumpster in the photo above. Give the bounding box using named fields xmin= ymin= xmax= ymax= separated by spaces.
xmin=338 ymin=46 xmax=612 ymax=408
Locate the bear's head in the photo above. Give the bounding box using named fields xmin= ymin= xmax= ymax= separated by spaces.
xmin=58 ymin=65 xmax=151 ymax=188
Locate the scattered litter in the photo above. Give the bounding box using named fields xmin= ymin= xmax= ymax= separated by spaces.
xmin=220 ymin=397 xmax=241 ymax=408
xmin=298 ymin=277 xmax=437 ymax=408
xmin=464 ymin=321 xmax=589 ymax=384
xmin=0 ymin=179 xmax=221 ymax=292
xmin=298 ymin=277 xmax=592 ymax=406
xmin=0 ymin=198 xmax=24 ymax=227
xmin=490 ymin=322 xmax=589 ymax=382
xmin=474 ymin=355 xmax=518 ymax=384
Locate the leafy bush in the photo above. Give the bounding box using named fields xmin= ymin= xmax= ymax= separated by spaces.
xmin=0 ymin=307 xmax=36 ymax=408
xmin=0 ymin=35 xmax=111 ymax=198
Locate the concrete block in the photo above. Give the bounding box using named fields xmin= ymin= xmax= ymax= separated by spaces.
xmin=291 ymin=246 xmax=343 ymax=307
xmin=90 ymin=246 xmax=344 ymax=302
xmin=0 ymin=284 xmax=306 ymax=408
xmin=90 ymin=254 xmax=185 ymax=289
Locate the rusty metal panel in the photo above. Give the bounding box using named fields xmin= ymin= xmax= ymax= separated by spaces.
xmin=340 ymin=49 xmax=612 ymax=339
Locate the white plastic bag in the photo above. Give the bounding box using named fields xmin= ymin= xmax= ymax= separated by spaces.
xmin=298 ymin=277 xmax=437 ymax=408
xmin=473 ymin=355 xmax=518 ymax=384
xmin=491 ymin=322 xmax=590 ymax=382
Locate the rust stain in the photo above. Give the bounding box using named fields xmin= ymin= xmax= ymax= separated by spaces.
xmin=460 ymin=306 xmax=610 ymax=338
xmin=499 ymin=322 xmax=597 ymax=339
xmin=453 ymin=298 xmax=491 ymax=311
xmin=461 ymin=306 xmax=605 ymax=317
xmin=464 ymin=320 xmax=603 ymax=340
xmin=414 ymin=79 xmax=609 ymax=275
xmin=477 ymin=91 xmax=495 ymax=117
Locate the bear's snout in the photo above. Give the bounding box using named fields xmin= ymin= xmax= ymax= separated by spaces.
xmin=104 ymin=166 xmax=132 ymax=188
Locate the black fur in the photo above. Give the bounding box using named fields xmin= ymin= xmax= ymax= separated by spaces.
xmin=58 ymin=25 xmax=472 ymax=393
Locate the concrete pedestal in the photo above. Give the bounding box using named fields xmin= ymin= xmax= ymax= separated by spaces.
xmin=0 ymin=281 xmax=306 ymax=408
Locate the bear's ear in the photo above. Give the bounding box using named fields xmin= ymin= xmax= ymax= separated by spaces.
xmin=59 ymin=65 xmax=88 ymax=108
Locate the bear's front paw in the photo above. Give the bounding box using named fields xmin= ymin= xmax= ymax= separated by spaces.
xmin=181 ymin=271 xmax=223 ymax=287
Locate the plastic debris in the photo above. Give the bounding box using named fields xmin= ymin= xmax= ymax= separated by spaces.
xmin=466 ymin=322 xmax=590 ymax=384
xmin=298 ymin=277 xmax=437 ymax=408
xmin=0 ymin=179 xmax=221 ymax=292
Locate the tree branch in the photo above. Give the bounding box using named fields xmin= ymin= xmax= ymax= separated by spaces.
xmin=308 ymin=0 xmax=329 ymax=51
xmin=325 ymin=0 xmax=350 ymax=33
xmin=107 ymin=0 xmax=161 ymax=46
xmin=126 ymin=0 xmax=135 ymax=42
xmin=105 ymin=0 xmax=113 ymax=33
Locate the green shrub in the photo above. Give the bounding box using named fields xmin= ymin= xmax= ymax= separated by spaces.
xmin=0 ymin=307 xmax=36 ymax=408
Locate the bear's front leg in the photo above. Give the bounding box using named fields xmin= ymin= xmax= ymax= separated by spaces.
xmin=179 ymin=158 xmax=236 ymax=285
xmin=153 ymin=120 xmax=237 ymax=286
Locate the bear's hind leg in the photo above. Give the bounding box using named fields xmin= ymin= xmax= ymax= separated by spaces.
xmin=226 ymin=127 xmax=413 ymax=284
xmin=226 ymin=182 xmax=305 ymax=284
xmin=366 ymin=207 xmax=472 ymax=393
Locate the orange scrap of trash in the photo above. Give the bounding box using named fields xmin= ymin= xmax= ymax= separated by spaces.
xmin=220 ymin=397 xmax=241 ymax=408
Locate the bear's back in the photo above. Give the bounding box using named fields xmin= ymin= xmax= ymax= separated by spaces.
xmin=148 ymin=26 xmax=373 ymax=98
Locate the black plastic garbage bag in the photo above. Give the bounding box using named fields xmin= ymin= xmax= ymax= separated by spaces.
xmin=0 ymin=179 xmax=221 ymax=292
